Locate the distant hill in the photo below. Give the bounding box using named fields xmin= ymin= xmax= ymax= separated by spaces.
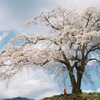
xmin=3 ymin=97 xmax=34 ymax=100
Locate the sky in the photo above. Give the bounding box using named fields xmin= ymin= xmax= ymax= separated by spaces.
xmin=0 ymin=0 xmax=100 ymax=100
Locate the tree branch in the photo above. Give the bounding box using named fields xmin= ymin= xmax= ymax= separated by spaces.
xmin=85 ymin=58 xmax=100 ymax=64
xmin=85 ymin=43 xmax=100 ymax=58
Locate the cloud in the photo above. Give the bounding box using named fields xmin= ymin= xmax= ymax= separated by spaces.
xmin=0 ymin=4 xmax=21 ymax=31
xmin=54 ymin=0 xmax=100 ymax=11
xmin=0 ymin=0 xmax=99 ymax=34
xmin=0 ymin=32 xmax=9 ymax=41
xmin=0 ymin=68 xmax=61 ymax=100
xmin=96 ymin=88 xmax=100 ymax=92
xmin=0 ymin=0 xmax=57 ymax=32
xmin=83 ymin=88 xmax=100 ymax=93
xmin=82 ymin=90 xmax=94 ymax=93
xmin=0 ymin=30 xmax=17 ymax=49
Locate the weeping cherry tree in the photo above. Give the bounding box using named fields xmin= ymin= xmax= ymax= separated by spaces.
xmin=0 ymin=7 xmax=100 ymax=93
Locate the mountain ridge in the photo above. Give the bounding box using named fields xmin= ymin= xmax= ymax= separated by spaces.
xmin=3 ymin=97 xmax=34 ymax=100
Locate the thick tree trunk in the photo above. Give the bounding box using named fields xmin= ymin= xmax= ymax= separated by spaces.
xmin=69 ymin=68 xmax=83 ymax=93
xmin=72 ymin=70 xmax=83 ymax=93
xmin=72 ymin=82 xmax=82 ymax=93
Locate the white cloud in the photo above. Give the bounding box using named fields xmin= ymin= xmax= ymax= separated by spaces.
xmin=83 ymin=88 xmax=100 ymax=93
xmin=96 ymin=88 xmax=100 ymax=92
xmin=0 ymin=68 xmax=61 ymax=100
xmin=0 ymin=0 xmax=99 ymax=33
xmin=0 ymin=4 xmax=20 ymax=31
xmin=82 ymin=90 xmax=94 ymax=93
xmin=0 ymin=32 xmax=9 ymax=41
xmin=55 ymin=0 xmax=100 ymax=11
xmin=0 ymin=0 xmax=57 ymax=33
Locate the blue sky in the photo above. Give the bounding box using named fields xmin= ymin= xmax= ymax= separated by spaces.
xmin=0 ymin=0 xmax=100 ymax=100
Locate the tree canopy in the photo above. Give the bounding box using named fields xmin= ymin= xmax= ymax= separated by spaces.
xmin=0 ymin=7 xmax=100 ymax=93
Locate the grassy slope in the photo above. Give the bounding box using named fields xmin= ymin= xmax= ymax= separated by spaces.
xmin=42 ymin=93 xmax=100 ymax=100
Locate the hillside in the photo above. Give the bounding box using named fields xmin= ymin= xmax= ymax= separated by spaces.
xmin=42 ymin=93 xmax=100 ymax=100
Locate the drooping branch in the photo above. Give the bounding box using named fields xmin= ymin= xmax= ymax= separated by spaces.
xmin=0 ymin=7 xmax=100 ymax=93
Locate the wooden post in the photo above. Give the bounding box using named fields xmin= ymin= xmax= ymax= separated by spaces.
xmin=64 ymin=88 xmax=67 ymax=94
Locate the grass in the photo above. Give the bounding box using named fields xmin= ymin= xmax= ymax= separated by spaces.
xmin=42 ymin=92 xmax=100 ymax=100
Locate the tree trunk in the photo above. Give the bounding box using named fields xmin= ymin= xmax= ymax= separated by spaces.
xmin=72 ymin=82 xmax=82 ymax=93
xmin=69 ymin=68 xmax=83 ymax=93
xmin=73 ymin=71 xmax=83 ymax=93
